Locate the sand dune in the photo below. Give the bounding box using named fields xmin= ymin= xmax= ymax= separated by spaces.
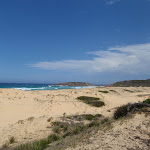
xmin=0 ymin=87 xmax=150 ymax=148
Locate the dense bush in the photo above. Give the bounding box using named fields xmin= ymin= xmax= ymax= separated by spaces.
xmin=77 ymin=96 xmax=100 ymax=101
xmin=99 ymin=90 xmax=109 ymax=93
xmin=77 ymin=96 xmax=105 ymax=107
xmin=113 ymin=104 xmax=129 ymax=119
xmin=143 ymin=99 xmax=150 ymax=104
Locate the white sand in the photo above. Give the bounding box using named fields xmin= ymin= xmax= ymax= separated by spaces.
xmin=0 ymin=87 xmax=150 ymax=148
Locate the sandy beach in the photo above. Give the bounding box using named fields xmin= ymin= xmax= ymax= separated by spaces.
xmin=0 ymin=87 xmax=150 ymax=149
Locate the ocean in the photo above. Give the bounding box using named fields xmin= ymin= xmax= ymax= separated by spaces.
xmin=0 ymin=83 xmax=96 ymax=91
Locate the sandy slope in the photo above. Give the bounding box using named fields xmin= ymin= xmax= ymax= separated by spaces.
xmin=61 ymin=112 xmax=150 ymax=150
xmin=0 ymin=87 xmax=150 ymax=148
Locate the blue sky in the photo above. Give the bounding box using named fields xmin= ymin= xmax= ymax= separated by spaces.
xmin=0 ymin=0 xmax=150 ymax=84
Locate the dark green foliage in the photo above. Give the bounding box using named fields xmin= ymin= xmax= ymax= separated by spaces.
xmin=113 ymin=105 xmax=128 ymax=119
xmin=114 ymin=100 xmax=150 ymax=120
xmin=143 ymin=99 xmax=150 ymax=104
xmin=89 ymin=101 xmax=105 ymax=107
xmin=66 ymin=116 xmax=71 ymax=119
xmin=99 ymin=90 xmax=109 ymax=93
xmin=77 ymin=96 xmax=100 ymax=101
xmin=77 ymin=96 xmax=105 ymax=107
xmin=9 ymin=137 xmax=15 ymax=144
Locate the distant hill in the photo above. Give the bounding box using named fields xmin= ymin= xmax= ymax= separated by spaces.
xmin=53 ymin=82 xmax=94 ymax=86
xmin=109 ymin=79 xmax=150 ymax=87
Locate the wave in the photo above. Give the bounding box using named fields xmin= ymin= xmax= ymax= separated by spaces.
xmin=12 ymin=86 xmax=96 ymax=91
xmin=14 ymin=87 xmax=46 ymax=91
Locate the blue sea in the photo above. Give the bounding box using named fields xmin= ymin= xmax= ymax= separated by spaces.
xmin=0 ymin=83 xmax=96 ymax=91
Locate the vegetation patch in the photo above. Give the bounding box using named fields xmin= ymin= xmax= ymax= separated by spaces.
xmin=77 ymin=96 xmax=100 ymax=101
xmin=66 ymin=114 xmax=102 ymax=122
xmin=114 ymin=99 xmax=150 ymax=120
xmin=99 ymin=90 xmax=109 ymax=93
xmin=123 ymin=89 xmax=134 ymax=92
xmin=77 ymin=96 xmax=105 ymax=107
xmin=14 ymin=134 xmax=60 ymax=150
xmin=143 ymin=99 xmax=150 ymax=104
xmin=114 ymin=104 xmax=129 ymax=119
xmin=109 ymin=90 xmax=116 ymax=92
xmin=12 ymin=98 xmax=150 ymax=150
xmin=84 ymin=114 xmax=102 ymax=121
xmin=109 ymin=79 xmax=150 ymax=87
xmin=10 ymin=113 xmax=110 ymax=150
xmin=9 ymin=137 xmax=15 ymax=144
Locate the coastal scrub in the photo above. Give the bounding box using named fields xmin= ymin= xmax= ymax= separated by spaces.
xmin=77 ymin=96 xmax=105 ymax=107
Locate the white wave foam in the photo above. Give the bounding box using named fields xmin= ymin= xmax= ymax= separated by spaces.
xmin=13 ymin=86 xmax=96 ymax=91
xmin=74 ymin=86 xmax=96 ymax=89
xmin=14 ymin=87 xmax=45 ymax=91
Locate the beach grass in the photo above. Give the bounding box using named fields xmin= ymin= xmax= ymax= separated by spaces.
xmin=13 ymin=113 xmax=107 ymax=150
xmin=14 ymin=134 xmax=60 ymax=150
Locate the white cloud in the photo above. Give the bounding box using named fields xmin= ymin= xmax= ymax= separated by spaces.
xmin=105 ymin=0 xmax=120 ymax=5
xmin=30 ymin=43 xmax=150 ymax=75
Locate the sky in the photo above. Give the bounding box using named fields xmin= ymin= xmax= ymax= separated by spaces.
xmin=0 ymin=0 xmax=150 ymax=85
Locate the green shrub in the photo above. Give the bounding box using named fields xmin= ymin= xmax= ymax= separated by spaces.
xmin=114 ymin=105 xmax=128 ymax=119
xmin=9 ymin=137 xmax=15 ymax=144
xmin=89 ymin=101 xmax=105 ymax=107
xmin=99 ymin=90 xmax=109 ymax=93
xmin=77 ymin=96 xmax=100 ymax=101
xmin=77 ymin=96 xmax=105 ymax=107
xmin=143 ymin=99 xmax=150 ymax=104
